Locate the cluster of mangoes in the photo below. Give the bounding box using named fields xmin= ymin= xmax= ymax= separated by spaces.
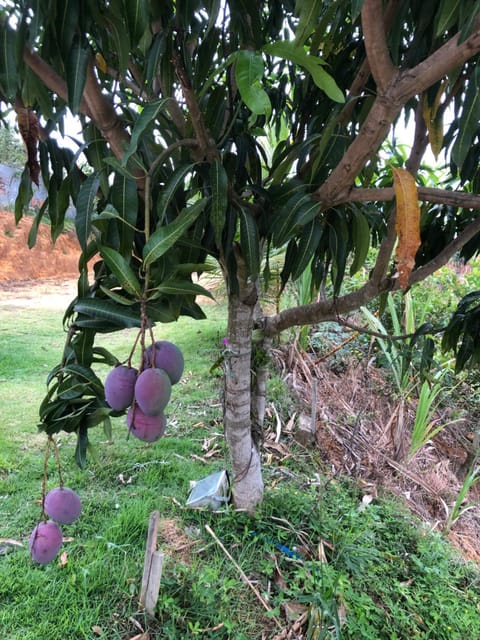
xmin=104 ymin=340 xmax=184 ymax=442
xmin=29 ymin=487 xmax=82 ymax=564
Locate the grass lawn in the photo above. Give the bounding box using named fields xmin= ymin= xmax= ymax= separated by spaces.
xmin=0 ymin=287 xmax=479 ymax=639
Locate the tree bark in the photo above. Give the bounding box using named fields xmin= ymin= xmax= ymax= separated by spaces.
xmin=224 ymin=249 xmax=263 ymax=511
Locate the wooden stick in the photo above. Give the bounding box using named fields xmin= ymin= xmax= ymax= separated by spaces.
xmin=204 ymin=524 xmax=283 ymax=630
xmin=140 ymin=510 xmax=161 ymax=615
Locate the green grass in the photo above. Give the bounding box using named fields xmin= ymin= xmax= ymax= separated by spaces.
xmin=0 ymin=293 xmax=479 ymax=639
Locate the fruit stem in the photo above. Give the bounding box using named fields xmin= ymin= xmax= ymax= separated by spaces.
xmin=40 ymin=437 xmax=52 ymax=521
xmin=128 ymin=327 xmax=143 ymax=369
xmin=143 ymin=173 xmax=152 ymax=294
xmin=51 ymin=436 xmax=65 ymax=489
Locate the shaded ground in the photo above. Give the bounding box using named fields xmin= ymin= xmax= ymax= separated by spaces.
xmin=1 ymin=210 xmax=479 ymax=565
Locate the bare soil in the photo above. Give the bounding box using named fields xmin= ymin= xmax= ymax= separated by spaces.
xmin=0 ymin=211 xmax=82 ymax=305
xmin=1 ymin=210 xmax=479 ymax=563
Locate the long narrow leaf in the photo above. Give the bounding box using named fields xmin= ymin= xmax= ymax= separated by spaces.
xmin=74 ymin=298 xmax=142 ymax=328
xmin=143 ymin=199 xmax=207 ymax=267
xmin=100 ymin=246 xmax=143 ymax=297
xmin=156 ymin=163 xmax=196 ymax=215
xmin=122 ymin=99 xmax=168 ymax=165
xmin=111 ymin=174 xmax=138 ymax=256
xmin=452 ymin=66 xmax=480 ymax=170
xmin=67 ymin=36 xmax=90 ymax=114
xmin=239 ymin=208 xmax=260 ymax=280
xmin=210 ymin=160 xmax=229 ymax=247
xmin=76 ymin=173 xmax=100 ymax=251
xmin=152 ymin=280 xmax=214 ymax=299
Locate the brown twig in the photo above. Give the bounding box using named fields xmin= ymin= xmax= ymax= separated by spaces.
xmin=204 ymin=524 xmax=283 ymax=629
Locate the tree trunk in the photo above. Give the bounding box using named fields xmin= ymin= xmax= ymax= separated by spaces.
xmin=223 ymin=251 xmax=264 ymax=512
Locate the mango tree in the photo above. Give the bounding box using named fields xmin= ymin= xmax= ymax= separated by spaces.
xmin=1 ymin=0 xmax=480 ymax=511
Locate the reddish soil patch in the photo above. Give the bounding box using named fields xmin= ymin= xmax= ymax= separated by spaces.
xmin=0 ymin=211 xmax=82 ymax=285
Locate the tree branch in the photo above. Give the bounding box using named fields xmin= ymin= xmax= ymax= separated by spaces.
xmin=336 ymin=316 xmax=444 ymax=341
xmin=346 ymin=186 xmax=480 ymax=209
xmin=173 ymin=53 xmax=219 ymax=163
xmin=262 ymin=276 xmax=392 ymax=337
xmin=23 ymin=47 xmax=91 ymax=117
xmin=404 ymin=100 xmax=429 ymax=175
xmin=361 ymin=0 xmax=397 ymax=93
xmin=338 ymin=0 xmax=402 ymax=126
xmin=392 ymin=18 xmax=480 ymax=104
xmin=314 ymin=18 xmax=480 ymax=209
xmin=82 ymin=59 xmax=133 ymax=164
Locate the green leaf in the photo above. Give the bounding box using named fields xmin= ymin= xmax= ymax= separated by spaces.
xmin=110 ymin=174 xmax=138 ymax=256
xmin=75 ymin=424 xmax=89 ymax=469
xmin=349 ymin=210 xmax=370 ymax=275
xmin=351 ymin=0 xmax=365 ymax=21
xmin=264 ymin=40 xmax=344 ymax=102
xmin=14 ymin=167 xmax=33 ymax=224
xmin=56 ymin=0 xmax=79 ymax=58
xmin=235 ymin=50 xmax=272 ymax=116
xmin=294 ymin=0 xmax=323 ymax=47
xmin=145 ymin=300 xmax=179 ymax=323
xmin=292 ymin=218 xmax=322 ymax=280
xmin=83 ymin=407 xmax=113 ymax=429
xmin=239 ymin=208 xmax=260 ymax=280
xmin=280 ymin=239 xmax=298 ymax=292
xmin=452 ymin=66 xmax=480 ymax=170
xmin=272 ymin=193 xmax=321 ymax=247
xmin=99 ymin=285 xmax=137 ymax=305
xmin=76 ymin=173 xmax=100 ymax=251
xmin=100 ymin=246 xmax=143 ymax=297
xmin=143 ymin=199 xmax=207 ymax=267
xmin=435 ymin=0 xmax=461 ymax=35
xmin=152 ymin=280 xmax=215 ymax=299
xmin=122 ymin=99 xmax=168 ymax=166
xmin=156 ymin=163 xmax=196 ymax=215
xmin=104 ymin=155 xmax=140 ymax=179
xmin=67 ymin=36 xmax=90 ymax=114
xmin=74 ymin=298 xmax=142 ymax=328
xmin=210 ymin=160 xmax=229 ymax=247
xmin=0 ymin=23 xmax=17 ymax=99
xmin=103 ymin=9 xmax=130 ymax=76
xmin=124 ymin=0 xmax=149 ymax=46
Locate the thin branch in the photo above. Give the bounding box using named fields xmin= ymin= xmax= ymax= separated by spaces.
xmin=173 ymin=53 xmax=219 ymax=163
xmin=346 ymin=186 xmax=480 ymax=209
xmin=361 ymin=0 xmax=397 ymax=93
xmin=336 ymin=315 xmax=444 ymax=341
xmin=148 ymin=138 xmax=199 ymax=178
xmin=405 ymin=100 xmax=429 ymax=175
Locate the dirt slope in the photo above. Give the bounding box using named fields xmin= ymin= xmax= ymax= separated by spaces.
xmin=0 ymin=211 xmax=81 ymax=284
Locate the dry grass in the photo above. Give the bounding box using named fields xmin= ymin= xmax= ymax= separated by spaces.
xmin=272 ymin=342 xmax=480 ymax=563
